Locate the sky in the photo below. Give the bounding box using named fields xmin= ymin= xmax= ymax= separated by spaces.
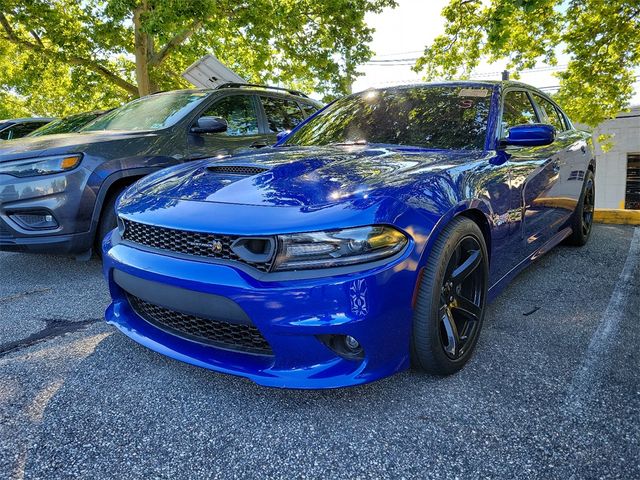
xmin=353 ymin=0 xmax=640 ymax=106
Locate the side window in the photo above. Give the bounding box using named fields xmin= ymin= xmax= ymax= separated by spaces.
xmin=201 ymin=95 xmax=259 ymax=136
xmin=502 ymin=91 xmax=539 ymax=133
xmin=18 ymin=122 xmax=45 ymax=136
xmin=532 ymin=94 xmax=565 ymax=132
xmin=0 ymin=125 xmax=14 ymax=140
xmin=261 ymin=96 xmax=306 ymax=132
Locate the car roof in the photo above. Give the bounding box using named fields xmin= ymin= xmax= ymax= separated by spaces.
xmin=356 ymin=80 xmax=550 ymax=97
xmin=149 ymin=84 xmax=320 ymax=104
xmin=0 ymin=117 xmax=57 ymax=123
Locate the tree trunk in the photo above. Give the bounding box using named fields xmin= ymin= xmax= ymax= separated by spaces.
xmin=133 ymin=2 xmax=150 ymax=97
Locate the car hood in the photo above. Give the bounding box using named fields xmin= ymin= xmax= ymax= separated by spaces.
xmin=131 ymin=145 xmax=486 ymax=208
xmin=0 ymin=131 xmax=161 ymax=162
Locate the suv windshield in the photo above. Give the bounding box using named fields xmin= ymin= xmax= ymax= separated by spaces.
xmin=81 ymin=91 xmax=209 ymax=132
xmin=283 ymin=85 xmax=493 ymax=150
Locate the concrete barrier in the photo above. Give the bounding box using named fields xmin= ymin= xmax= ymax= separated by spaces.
xmin=594 ymin=209 xmax=640 ymax=225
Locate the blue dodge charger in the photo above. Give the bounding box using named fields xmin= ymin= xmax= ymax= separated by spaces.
xmin=103 ymin=81 xmax=595 ymax=389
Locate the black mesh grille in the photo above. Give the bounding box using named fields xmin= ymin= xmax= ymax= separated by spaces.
xmin=0 ymin=220 xmax=12 ymax=236
xmin=121 ymin=219 xmax=273 ymax=271
xmin=128 ymin=294 xmax=272 ymax=355
xmin=206 ymin=165 xmax=269 ymax=175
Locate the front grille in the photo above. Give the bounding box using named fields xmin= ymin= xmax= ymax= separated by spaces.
xmin=206 ymin=165 xmax=269 ymax=175
xmin=0 ymin=220 xmax=12 ymax=236
xmin=128 ymin=294 xmax=273 ymax=355
xmin=121 ymin=219 xmax=273 ymax=272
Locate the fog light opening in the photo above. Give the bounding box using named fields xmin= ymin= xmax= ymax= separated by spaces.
xmin=317 ymin=334 xmax=364 ymax=361
xmin=9 ymin=210 xmax=59 ymax=230
xmin=344 ymin=335 xmax=360 ymax=351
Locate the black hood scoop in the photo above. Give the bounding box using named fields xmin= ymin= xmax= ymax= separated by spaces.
xmin=206 ymin=165 xmax=270 ymax=176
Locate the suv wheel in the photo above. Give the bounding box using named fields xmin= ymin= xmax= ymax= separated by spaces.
xmin=94 ymin=191 xmax=120 ymax=258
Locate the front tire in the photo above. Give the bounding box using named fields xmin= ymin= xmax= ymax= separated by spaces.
xmin=411 ymin=217 xmax=489 ymax=375
xmin=94 ymin=192 xmax=119 ymax=258
xmin=565 ymin=169 xmax=594 ymax=246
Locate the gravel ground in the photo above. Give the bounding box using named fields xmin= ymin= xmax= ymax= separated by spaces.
xmin=1 ymin=224 xmax=638 ymax=479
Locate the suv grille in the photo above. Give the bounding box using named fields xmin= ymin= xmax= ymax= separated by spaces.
xmin=128 ymin=294 xmax=272 ymax=355
xmin=206 ymin=165 xmax=269 ymax=175
xmin=121 ymin=219 xmax=273 ymax=272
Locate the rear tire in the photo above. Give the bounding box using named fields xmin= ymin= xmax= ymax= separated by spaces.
xmin=411 ymin=216 xmax=489 ymax=375
xmin=565 ymin=169 xmax=594 ymax=247
xmin=94 ymin=192 xmax=120 ymax=259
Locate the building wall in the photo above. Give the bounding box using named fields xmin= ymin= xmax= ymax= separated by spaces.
xmin=591 ymin=106 xmax=640 ymax=209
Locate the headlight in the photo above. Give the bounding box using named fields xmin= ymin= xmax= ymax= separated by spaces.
xmin=273 ymin=225 xmax=408 ymax=271
xmin=0 ymin=154 xmax=82 ymax=178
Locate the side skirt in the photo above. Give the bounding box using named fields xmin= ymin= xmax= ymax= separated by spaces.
xmin=487 ymin=226 xmax=573 ymax=302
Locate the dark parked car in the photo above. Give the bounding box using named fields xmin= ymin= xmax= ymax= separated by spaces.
xmin=0 ymin=84 xmax=321 ymax=258
xmin=26 ymin=111 xmax=110 ymax=137
xmin=0 ymin=117 xmax=56 ymax=140
xmin=102 ymin=81 xmax=595 ymax=388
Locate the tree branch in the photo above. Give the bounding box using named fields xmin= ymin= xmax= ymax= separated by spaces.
xmin=0 ymin=13 xmax=138 ymax=95
xmin=148 ymin=20 xmax=202 ymax=66
xmin=29 ymin=30 xmax=44 ymax=48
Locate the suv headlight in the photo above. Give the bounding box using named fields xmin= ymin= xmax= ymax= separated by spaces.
xmin=273 ymin=225 xmax=408 ymax=271
xmin=0 ymin=154 xmax=82 ymax=178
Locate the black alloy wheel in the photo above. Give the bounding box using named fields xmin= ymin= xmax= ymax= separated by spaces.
xmin=581 ymin=177 xmax=594 ymax=237
xmin=411 ymin=216 xmax=488 ymax=375
xmin=565 ymin=169 xmax=595 ymax=246
xmin=439 ymin=236 xmax=485 ymax=360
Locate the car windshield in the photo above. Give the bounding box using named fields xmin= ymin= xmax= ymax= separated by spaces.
xmin=28 ymin=112 xmax=102 ymax=137
xmin=81 ymin=91 xmax=209 ymax=132
xmin=283 ymin=85 xmax=493 ymax=150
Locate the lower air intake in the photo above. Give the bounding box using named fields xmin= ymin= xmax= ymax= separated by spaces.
xmin=128 ymin=294 xmax=272 ymax=355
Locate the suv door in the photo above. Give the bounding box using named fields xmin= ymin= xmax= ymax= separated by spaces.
xmin=531 ymin=93 xmax=590 ymax=221
xmin=501 ymin=89 xmax=562 ymax=255
xmin=258 ymin=95 xmax=309 ymax=144
xmin=187 ymin=94 xmax=270 ymax=158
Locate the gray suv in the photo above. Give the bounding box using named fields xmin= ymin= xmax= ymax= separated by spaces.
xmin=0 ymin=84 xmax=321 ymax=257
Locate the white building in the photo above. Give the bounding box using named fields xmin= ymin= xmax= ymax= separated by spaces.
xmin=592 ymin=106 xmax=640 ymax=209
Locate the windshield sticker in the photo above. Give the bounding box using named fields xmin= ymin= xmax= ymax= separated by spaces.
xmin=458 ymin=88 xmax=490 ymax=97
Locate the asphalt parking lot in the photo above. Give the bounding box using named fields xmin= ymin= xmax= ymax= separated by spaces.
xmin=1 ymin=224 xmax=639 ymax=479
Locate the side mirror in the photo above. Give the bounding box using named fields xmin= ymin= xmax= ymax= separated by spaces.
xmin=502 ymin=124 xmax=555 ymax=147
xmin=191 ymin=116 xmax=227 ymax=134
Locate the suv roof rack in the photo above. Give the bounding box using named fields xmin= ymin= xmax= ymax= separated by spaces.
xmin=216 ymin=82 xmax=309 ymax=98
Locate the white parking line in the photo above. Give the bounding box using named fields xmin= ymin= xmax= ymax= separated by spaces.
xmin=567 ymin=226 xmax=640 ymax=414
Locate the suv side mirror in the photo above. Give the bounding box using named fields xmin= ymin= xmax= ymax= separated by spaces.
xmin=191 ymin=116 xmax=227 ymax=134
xmin=502 ymin=124 xmax=556 ymax=147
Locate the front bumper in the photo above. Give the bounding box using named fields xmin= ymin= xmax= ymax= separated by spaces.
xmin=0 ymin=169 xmax=94 ymax=254
xmin=103 ymin=231 xmax=418 ymax=389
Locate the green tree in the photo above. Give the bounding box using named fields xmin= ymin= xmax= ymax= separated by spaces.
xmin=0 ymin=0 xmax=396 ymax=117
xmin=413 ymin=0 xmax=640 ymax=126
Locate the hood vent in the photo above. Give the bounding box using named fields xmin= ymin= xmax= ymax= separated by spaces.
xmin=206 ymin=165 xmax=269 ymax=176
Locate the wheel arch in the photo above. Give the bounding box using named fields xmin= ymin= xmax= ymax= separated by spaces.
xmin=411 ymin=202 xmax=494 ymax=308
xmin=90 ymin=169 xmax=155 ymax=234
xmin=456 ymin=208 xmax=492 ymax=265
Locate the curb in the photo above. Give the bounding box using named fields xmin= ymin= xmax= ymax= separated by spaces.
xmin=594 ymin=209 xmax=640 ymax=225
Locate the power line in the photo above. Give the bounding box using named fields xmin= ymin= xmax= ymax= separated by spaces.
xmin=371 ymin=50 xmax=423 ymax=59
